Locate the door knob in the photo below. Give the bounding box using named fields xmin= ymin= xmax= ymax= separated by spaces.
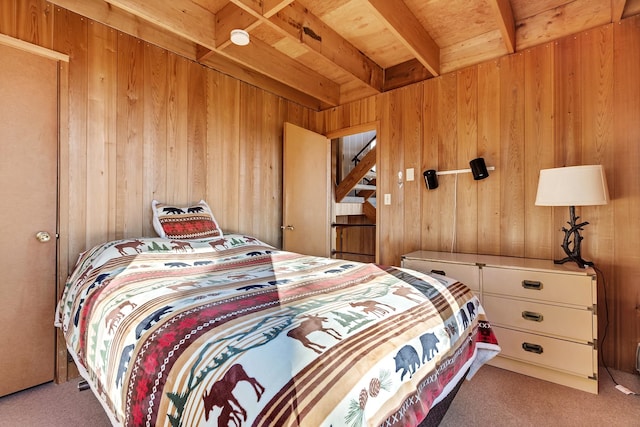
xmin=280 ymin=225 xmax=295 ymax=230
xmin=35 ymin=231 xmax=51 ymax=243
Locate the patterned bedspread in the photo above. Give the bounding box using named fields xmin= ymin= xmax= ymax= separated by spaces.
xmin=55 ymin=235 xmax=500 ymax=427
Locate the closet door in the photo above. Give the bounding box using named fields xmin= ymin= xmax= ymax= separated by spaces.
xmin=0 ymin=42 xmax=58 ymax=396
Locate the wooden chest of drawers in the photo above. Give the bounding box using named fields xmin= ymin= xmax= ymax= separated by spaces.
xmin=401 ymin=251 xmax=598 ymax=394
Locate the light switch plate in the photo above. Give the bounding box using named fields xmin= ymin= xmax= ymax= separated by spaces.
xmin=406 ymin=168 xmax=414 ymax=181
xmin=384 ymin=194 xmax=391 ymax=205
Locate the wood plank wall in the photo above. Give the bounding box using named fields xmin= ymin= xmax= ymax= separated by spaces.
xmin=322 ymin=19 xmax=640 ymax=373
xmin=1 ymin=1 xmax=638 ymax=373
xmin=0 ymin=1 xmax=316 ymax=259
xmin=0 ymin=0 xmax=321 ymax=379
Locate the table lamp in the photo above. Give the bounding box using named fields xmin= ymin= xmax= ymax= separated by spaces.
xmin=535 ymin=165 xmax=609 ymax=268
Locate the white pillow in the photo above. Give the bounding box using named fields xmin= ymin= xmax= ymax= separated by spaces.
xmin=151 ymin=200 xmax=223 ymax=240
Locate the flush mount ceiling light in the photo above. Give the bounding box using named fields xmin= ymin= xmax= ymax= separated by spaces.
xmin=230 ymin=29 xmax=250 ymax=46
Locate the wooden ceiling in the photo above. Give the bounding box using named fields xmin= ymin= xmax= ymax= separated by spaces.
xmin=51 ymin=0 xmax=640 ymax=111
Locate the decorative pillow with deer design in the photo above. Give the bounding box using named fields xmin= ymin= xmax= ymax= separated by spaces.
xmin=152 ymin=199 xmax=223 ymax=240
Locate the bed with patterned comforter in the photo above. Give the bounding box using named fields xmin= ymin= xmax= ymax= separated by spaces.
xmin=55 ymin=234 xmax=500 ymax=427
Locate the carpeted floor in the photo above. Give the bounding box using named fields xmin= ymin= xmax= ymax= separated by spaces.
xmin=441 ymin=365 xmax=640 ymax=426
xmin=1 ymin=365 xmax=638 ymax=426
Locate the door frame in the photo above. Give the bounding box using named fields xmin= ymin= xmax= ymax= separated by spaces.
xmin=0 ymin=34 xmax=70 ymax=384
xmin=326 ymin=121 xmax=380 ymax=263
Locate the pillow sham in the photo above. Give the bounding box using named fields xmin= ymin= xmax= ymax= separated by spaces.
xmin=152 ymin=200 xmax=223 ymax=240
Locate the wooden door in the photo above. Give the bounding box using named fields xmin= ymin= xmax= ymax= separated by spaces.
xmin=282 ymin=122 xmax=331 ymax=257
xmin=0 ymin=42 xmax=58 ymax=396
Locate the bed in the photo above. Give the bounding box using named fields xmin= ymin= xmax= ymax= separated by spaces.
xmin=55 ymin=233 xmax=500 ymax=426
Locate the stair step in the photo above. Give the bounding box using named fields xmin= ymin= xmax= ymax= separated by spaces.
xmin=335 ymin=202 xmax=363 ymax=216
xmin=342 ymin=196 xmax=365 ymax=203
xmin=354 ymin=184 xmax=376 ymax=191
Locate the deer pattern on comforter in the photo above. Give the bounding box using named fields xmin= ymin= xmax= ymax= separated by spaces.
xmin=55 ymin=235 xmax=499 ymax=427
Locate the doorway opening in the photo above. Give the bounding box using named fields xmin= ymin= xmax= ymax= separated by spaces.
xmin=329 ymin=123 xmax=378 ymax=263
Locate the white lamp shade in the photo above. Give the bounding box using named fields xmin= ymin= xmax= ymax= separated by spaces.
xmin=535 ymin=165 xmax=609 ymax=206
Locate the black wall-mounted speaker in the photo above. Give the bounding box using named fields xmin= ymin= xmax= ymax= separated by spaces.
xmin=423 ymin=169 xmax=438 ymax=189
xmin=470 ymin=157 xmax=489 ymax=180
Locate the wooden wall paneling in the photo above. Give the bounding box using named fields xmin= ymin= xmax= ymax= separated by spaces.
xmin=376 ymin=92 xmax=392 ymax=264
xmin=259 ymin=92 xmax=287 ymax=247
xmin=54 ymin=9 xmax=88 ymax=269
xmin=348 ymin=101 xmax=363 ymax=127
xmin=323 ymin=106 xmax=343 ymax=133
xmin=554 ymin=35 xmax=584 ymax=166
xmin=306 ymin=108 xmax=324 ymax=135
xmin=0 ymin=0 xmax=16 ymax=36
xmin=553 ymin=33 xmax=584 ymax=262
xmin=347 ymin=98 xmax=378 ymax=128
xmin=165 ymin=54 xmax=190 ymax=205
xmin=578 ymin=25 xmax=616 ymax=372
xmin=523 ymin=43 xmax=555 ymax=260
xmin=437 ymin=74 xmax=459 ymax=253
xmin=3 ymin=3 xmax=639 ymax=374
xmin=115 ymin=33 xmax=145 ymax=238
xmin=142 ymin=43 xmax=168 ymax=237
xmin=386 ymin=89 xmax=406 ymax=265
xmin=579 ymin=25 xmax=617 ymax=369
xmin=16 ymin=0 xmax=53 ymax=49
xmin=55 ymin=58 xmax=70 ymax=382
xmin=86 ymin=21 xmax=117 ymax=248
xmin=477 ymin=60 xmax=502 ymax=255
xmin=206 ymin=72 xmax=241 ymax=235
xmin=401 ymin=85 xmax=423 ymax=256
xmin=186 ymin=61 xmax=207 ymax=204
xmin=238 ymin=85 xmax=260 ymax=241
xmin=455 ymin=67 xmax=478 ymax=254
xmin=579 ymin=25 xmax=615 ymax=267
xmin=421 ymin=78 xmax=440 ymax=251
xmin=613 ymin=16 xmax=640 ymax=373
xmin=284 ymin=101 xmax=312 ymax=133
xmin=499 ymin=53 xmax=525 ymax=257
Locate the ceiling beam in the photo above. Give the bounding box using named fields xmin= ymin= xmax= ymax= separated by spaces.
xmin=215 ymin=2 xmax=259 ymax=49
xmin=227 ymin=0 xmax=384 ymax=92
xmin=200 ymin=53 xmax=325 ymax=110
xmin=270 ymin=1 xmax=384 ymax=92
xmin=365 ymin=0 xmax=440 ymax=76
xmin=489 ymin=0 xmax=516 ymax=53
xmin=103 ymin=0 xmax=217 ymax=50
xmin=51 ymin=0 xmax=334 ymax=109
xmin=262 ymin=0 xmax=295 ymax=18
xmin=227 ymin=0 xmax=293 ymax=18
xmin=384 ymin=59 xmax=431 ymax=92
xmin=49 ymin=0 xmax=200 ymax=59
xmin=611 ymin=0 xmax=627 ymax=21
xmin=217 ymin=37 xmax=340 ymax=106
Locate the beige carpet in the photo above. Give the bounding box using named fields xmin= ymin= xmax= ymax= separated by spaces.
xmin=0 ymin=365 xmax=638 ymax=426
xmin=440 ymin=365 xmax=640 ymax=426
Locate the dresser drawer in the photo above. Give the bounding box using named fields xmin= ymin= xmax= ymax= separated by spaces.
xmin=482 ymin=295 xmax=594 ymax=342
xmin=482 ymin=266 xmax=593 ymax=307
xmin=492 ymin=326 xmax=595 ymax=377
xmin=402 ymin=259 xmax=479 ymax=292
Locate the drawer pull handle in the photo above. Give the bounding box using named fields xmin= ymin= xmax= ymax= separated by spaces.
xmin=522 ymin=311 xmax=544 ymax=322
xmin=431 ymin=269 xmax=446 ymax=276
xmin=522 ymin=342 xmax=544 ymax=354
xmin=522 ymin=280 xmax=542 ymax=290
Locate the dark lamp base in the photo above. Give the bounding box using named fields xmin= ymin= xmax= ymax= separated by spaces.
xmin=554 ymin=256 xmax=594 ymax=269
xmin=557 ymin=205 xmax=593 ymax=269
